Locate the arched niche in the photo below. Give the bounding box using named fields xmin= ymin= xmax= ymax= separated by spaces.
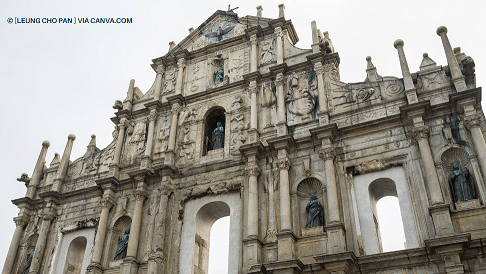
xmin=202 ymin=107 xmax=226 ymax=155
xmin=15 ymin=233 xmax=38 ymax=274
xmin=353 ymin=167 xmax=419 ymax=255
xmin=440 ymin=147 xmax=484 ymax=207
xmin=109 ymin=216 xmax=132 ymax=263
xmin=62 ymin=236 xmax=87 ymax=274
xmin=296 ymin=177 xmax=326 ymax=233
xmin=179 ymin=193 xmax=242 ymax=274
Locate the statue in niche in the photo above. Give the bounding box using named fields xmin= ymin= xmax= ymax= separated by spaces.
xmin=114 ymin=228 xmax=130 ymax=261
xmin=213 ymin=67 xmax=224 ymax=85
xmin=305 ymin=194 xmax=323 ymax=228
xmin=212 ymin=122 xmax=225 ymax=150
xmin=21 ymin=246 xmax=35 ymax=274
xmin=449 ymin=163 xmax=476 ymax=203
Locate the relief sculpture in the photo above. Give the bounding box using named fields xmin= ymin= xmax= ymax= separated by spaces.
xmin=260 ymin=39 xmax=275 ymax=65
xmin=287 ymin=71 xmax=318 ymax=125
xmin=176 ymin=124 xmax=195 ymax=167
xmin=122 ymin=121 xmax=146 ymax=166
xmin=155 ymin=116 xmax=170 ymax=153
xmin=261 ymin=82 xmax=277 ymax=130
xmin=230 ymin=114 xmax=249 ymax=155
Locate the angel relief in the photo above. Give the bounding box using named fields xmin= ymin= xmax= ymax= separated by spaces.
xmin=121 ymin=121 xmax=147 ymax=166
xmin=204 ymin=23 xmax=235 ymax=43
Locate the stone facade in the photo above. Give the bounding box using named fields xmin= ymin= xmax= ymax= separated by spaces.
xmin=3 ymin=6 xmax=486 ymax=274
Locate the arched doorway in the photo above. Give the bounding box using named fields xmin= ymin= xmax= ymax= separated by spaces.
xmin=63 ymin=236 xmax=87 ymax=274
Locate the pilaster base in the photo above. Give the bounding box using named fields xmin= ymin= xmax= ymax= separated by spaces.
xmin=264 ymin=259 xmax=303 ymax=274
xmin=276 ymin=230 xmax=296 ymax=261
xmin=429 ymin=204 xmax=455 ymax=237
xmin=120 ymin=256 xmax=139 ymax=274
xmin=276 ymin=122 xmax=288 ymax=136
xmin=164 ymin=150 xmax=176 ymax=166
xmin=314 ymin=251 xmax=357 ymax=274
xmin=86 ymin=262 xmax=103 ymax=274
xmin=326 ymin=223 xmax=346 ymax=253
xmin=248 ymin=128 xmax=260 ymax=143
xmin=243 ymin=237 xmax=263 ymax=269
xmin=318 ymin=111 xmax=330 ymax=126
xmin=425 ymin=233 xmax=470 ymax=274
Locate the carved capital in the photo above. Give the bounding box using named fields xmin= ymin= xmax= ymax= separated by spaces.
xmin=411 ymin=126 xmax=430 ymax=141
xmin=135 ymin=190 xmax=148 ymax=202
xmin=13 ymin=216 xmax=28 ymax=227
xmin=464 ymin=114 xmax=482 ymax=130
xmin=274 ymin=26 xmax=283 ymax=38
xmin=149 ymin=110 xmax=158 ymax=122
xmin=314 ymin=62 xmax=324 ymax=75
xmin=156 ymin=65 xmax=165 ymax=75
xmin=276 ymin=157 xmax=291 ymax=170
xmin=250 ymin=34 xmax=258 ymax=45
xmin=177 ymin=58 xmax=186 ymax=69
xmin=249 ymin=81 xmax=258 ymax=94
xmin=42 ymin=211 xmax=56 ymax=221
xmin=158 ymin=184 xmax=173 ymax=196
xmin=119 ymin=118 xmax=129 ymax=128
xmin=245 ymin=163 xmax=261 ymax=177
xmin=275 ymin=73 xmax=285 ymax=87
xmin=319 ymin=148 xmax=336 ymax=161
xmin=100 ymin=197 xmax=115 ymax=209
xmin=171 ymin=102 xmax=182 ymax=115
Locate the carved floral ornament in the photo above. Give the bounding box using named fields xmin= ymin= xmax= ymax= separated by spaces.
xmin=245 ymin=163 xmax=261 ymax=177
xmin=248 ymin=81 xmax=258 ymax=94
xmin=411 ymin=126 xmax=430 ymax=141
xmin=250 ymin=34 xmax=258 ymax=45
xmin=157 ymin=184 xmax=173 ymax=196
xmin=100 ymin=197 xmax=115 ymax=209
xmin=275 ymin=73 xmax=285 ymax=86
xmin=276 ymin=157 xmax=291 ymax=170
xmin=274 ymin=26 xmax=283 ymax=38
xmin=13 ymin=216 xmax=29 ymax=227
xmin=156 ymin=65 xmax=165 ymax=74
xmin=177 ymin=58 xmax=186 ymax=69
xmin=313 ymin=62 xmax=324 ymax=75
xmin=119 ymin=118 xmax=129 ymax=128
xmin=134 ymin=190 xmax=148 ymax=202
xmin=464 ymin=114 xmax=482 ymax=130
xmin=149 ymin=110 xmax=158 ymax=122
xmin=319 ymin=147 xmax=336 ymax=161
xmin=171 ymin=103 xmax=182 ymax=115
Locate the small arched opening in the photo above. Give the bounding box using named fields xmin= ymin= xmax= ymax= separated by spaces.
xmin=296 ymin=177 xmax=326 ymax=234
xmin=203 ymin=107 xmax=226 ymax=155
xmin=194 ymin=201 xmax=230 ymax=274
xmin=369 ymin=178 xmax=406 ymax=253
xmin=63 ymin=236 xmax=87 ymax=274
xmin=110 ymin=216 xmax=132 ymax=263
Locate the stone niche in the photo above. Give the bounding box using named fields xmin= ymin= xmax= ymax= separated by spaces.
xmin=53 ymin=228 xmax=95 ymax=274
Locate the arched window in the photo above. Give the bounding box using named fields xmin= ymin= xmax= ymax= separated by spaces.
xmin=368 ymin=178 xmax=405 ymax=253
xmin=63 ymin=236 xmax=87 ymax=274
xmin=203 ymin=108 xmax=226 ymax=155
xmin=194 ymin=201 xmax=230 ymax=274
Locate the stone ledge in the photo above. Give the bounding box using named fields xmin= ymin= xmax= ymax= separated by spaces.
xmin=263 ymin=259 xmax=303 ymax=272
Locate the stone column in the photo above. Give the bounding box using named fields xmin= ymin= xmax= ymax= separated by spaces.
xmin=126 ymin=190 xmax=147 ymax=259
xmin=153 ymin=65 xmax=165 ymax=101
xmin=145 ymin=110 xmax=158 ymax=158
xmin=314 ymin=62 xmax=328 ymax=114
xmin=2 ymin=216 xmax=28 ymax=274
xmin=123 ymin=79 xmax=135 ymax=111
xmin=320 ymin=148 xmax=340 ymax=223
xmin=412 ymin=126 xmax=445 ymax=205
xmin=275 ymin=73 xmax=287 ymax=135
xmin=147 ymin=184 xmax=171 ymax=274
xmin=249 ymin=81 xmax=258 ymax=130
xmin=29 ymin=210 xmax=56 ymax=274
xmin=436 ymin=26 xmax=467 ymax=92
xmin=245 ymin=162 xmax=261 ymax=238
xmin=113 ymin=118 xmax=128 ymax=166
xmin=52 ymin=134 xmax=76 ymax=192
xmin=90 ymin=198 xmax=114 ymax=266
xmin=26 ymin=140 xmax=50 ymax=199
xmin=277 ymin=155 xmax=291 ymax=231
xmin=394 ymin=39 xmax=418 ymax=104
xmin=278 ymin=4 xmax=285 ymax=18
xmin=250 ymin=34 xmax=258 ymax=72
xmin=175 ymin=59 xmax=185 ymax=95
xmin=464 ymin=114 xmax=486 ymax=180
xmin=256 ymin=5 xmax=263 ymax=17
xmin=274 ymin=27 xmax=284 ymax=65
xmin=311 ymin=21 xmax=320 ymax=54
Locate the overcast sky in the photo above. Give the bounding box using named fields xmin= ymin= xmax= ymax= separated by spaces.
xmin=1 ymin=0 xmax=485 ymax=271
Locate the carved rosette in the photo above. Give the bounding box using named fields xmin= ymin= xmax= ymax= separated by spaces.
xmin=250 ymin=34 xmax=258 ymax=46
xmin=464 ymin=114 xmax=482 ymax=130
xmin=249 ymin=81 xmax=258 ymax=94
xmin=319 ymin=147 xmax=336 ymax=161
xmin=276 ymin=157 xmax=291 ymax=170
xmin=411 ymin=126 xmax=430 ymax=141
xmin=171 ymin=103 xmax=182 ymax=115
xmin=13 ymin=216 xmax=28 ymax=227
xmin=100 ymin=197 xmax=115 ymax=209
xmin=275 ymin=73 xmax=285 ymax=87
xmin=245 ymin=163 xmax=261 ymax=177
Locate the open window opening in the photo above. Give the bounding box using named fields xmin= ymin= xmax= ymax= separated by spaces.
xmin=203 ymin=108 xmax=226 ymax=155
xmin=194 ymin=201 xmax=230 ymax=274
xmin=369 ymin=178 xmax=406 ymax=253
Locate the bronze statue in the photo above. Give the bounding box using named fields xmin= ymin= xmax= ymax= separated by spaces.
xmin=114 ymin=228 xmax=130 ymax=260
xmin=305 ymin=194 xmax=323 ymax=228
xmin=213 ymin=67 xmax=224 ymax=85
xmin=21 ymin=246 xmax=35 ymax=274
xmin=449 ymin=163 xmax=476 ymax=203
xmin=212 ymin=122 xmax=224 ymax=150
